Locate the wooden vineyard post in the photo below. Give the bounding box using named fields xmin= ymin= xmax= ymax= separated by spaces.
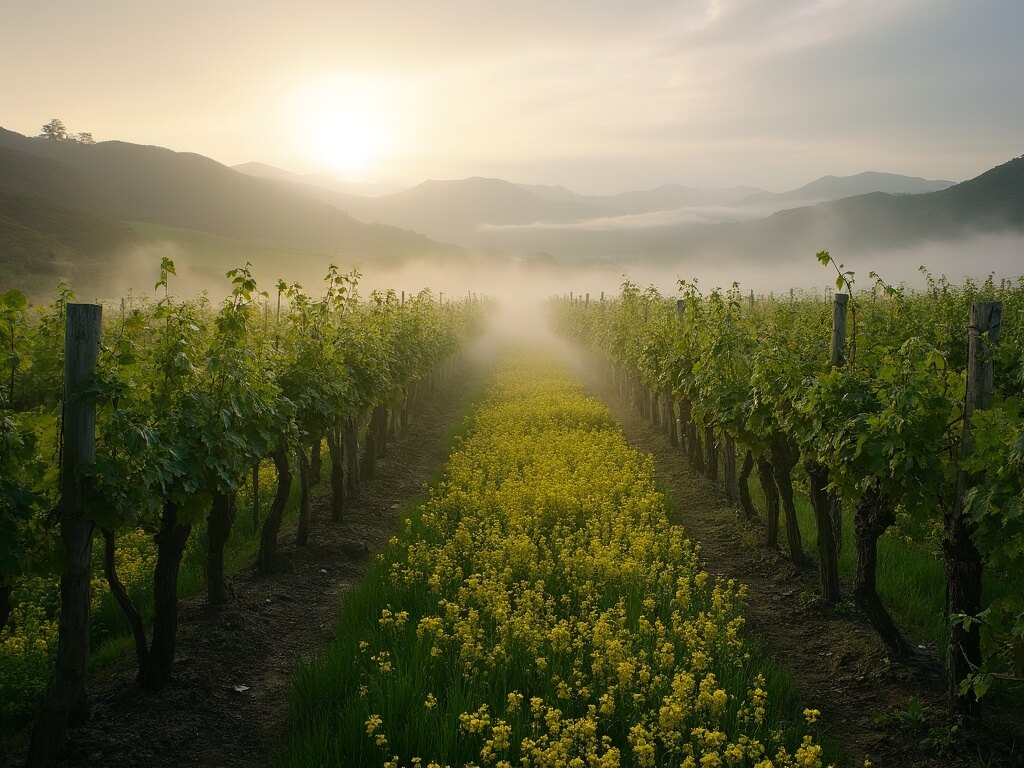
xmin=830 ymin=294 xmax=848 ymax=367
xmin=946 ymin=301 xmax=1001 ymax=711
xmin=665 ymin=385 xmax=678 ymax=447
xmin=809 ymin=294 xmax=846 ymax=602
xmin=723 ymin=435 xmax=738 ymax=501
xmin=676 ymin=298 xmax=699 ymax=468
xmin=251 ymin=462 xmax=260 ymax=532
xmin=29 ymin=304 xmax=101 ymax=767
xmin=705 ymin=426 xmax=719 ymax=483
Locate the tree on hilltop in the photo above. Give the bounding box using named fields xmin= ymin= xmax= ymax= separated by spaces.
xmin=38 ymin=119 xmax=95 ymax=144
xmin=39 ymin=118 xmax=68 ymax=141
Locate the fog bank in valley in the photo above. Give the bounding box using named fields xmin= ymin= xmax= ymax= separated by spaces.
xmin=80 ymin=230 xmax=1024 ymax=349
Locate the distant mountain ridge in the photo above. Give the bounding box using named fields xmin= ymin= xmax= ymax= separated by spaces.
xmin=3 ymin=124 xmax=1021 ymax=293
xmin=517 ymin=182 xmax=768 ymax=212
xmin=0 ymin=127 xmax=451 ymax=260
xmin=230 ymin=161 xmax=400 ymax=196
xmin=443 ymin=156 xmax=1024 ymax=264
xmin=239 ymin=166 xmax=961 ymax=244
xmin=741 ymin=171 xmax=955 ymax=206
xmin=330 ymin=177 xmax=610 ymax=243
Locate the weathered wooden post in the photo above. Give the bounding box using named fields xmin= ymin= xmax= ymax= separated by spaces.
xmin=830 ymin=294 xmax=848 ymax=367
xmin=723 ymin=434 xmax=738 ymax=500
xmin=676 ymin=298 xmax=700 ymax=468
xmin=748 ymin=289 xmax=754 ymax=310
xmin=665 ymin=385 xmax=678 ymax=446
xmin=585 ymin=292 xmax=589 ymax=307
xmin=809 ymin=294 xmax=846 ymax=602
xmin=251 ymin=462 xmax=260 ymax=532
xmin=401 ymin=290 xmax=405 ymax=306
xmin=29 ymin=303 xmax=101 ymax=767
xmin=946 ymin=301 xmax=1001 ymax=712
xmin=600 ymin=291 xmax=605 ymax=302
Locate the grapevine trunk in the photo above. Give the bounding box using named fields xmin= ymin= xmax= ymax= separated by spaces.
xmin=142 ymin=499 xmax=192 ymax=691
xmin=206 ymin=492 xmax=236 ymax=606
xmin=770 ymin=436 xmax=804 ymax=566
xmin=328 ymin=428 xmax=345 ymax=523
xmin=738 ymin=450 xmax=759 ymax=521
xmin=256 ymin=449 xmax=292 ymax=575
xmin=808 ymin=462 xmax=841 ymax=602
xmin=102 ymin=528 xmax=148 ymax=677
xmin=296 ymin=445 xmax=311 ymax=546
xmin=853 ymin=487 xmax=911 ymax=658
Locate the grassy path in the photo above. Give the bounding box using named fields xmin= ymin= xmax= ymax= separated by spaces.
xmin=279 ymin=351 xmax=833 ymax=768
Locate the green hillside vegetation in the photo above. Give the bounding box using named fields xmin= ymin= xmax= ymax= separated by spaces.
xmin=0 ymin=185 xmax=139 ymax=295
xmin=0 ymin=127 xmax=454 ymax=259
xmin=713 ymin=155 xmax=1024 ymax=255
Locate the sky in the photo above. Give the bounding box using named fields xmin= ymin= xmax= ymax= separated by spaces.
xmin=2 ymin=0 xmax=1023 ymax=194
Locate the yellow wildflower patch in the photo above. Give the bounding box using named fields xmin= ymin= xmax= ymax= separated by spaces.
xmin=280 ymin=353 xmax=833 ymax=768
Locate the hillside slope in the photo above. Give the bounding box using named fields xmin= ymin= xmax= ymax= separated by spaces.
xmin=0 ymin=185 xmax=140 ymax=294
xmin=0 ymin=128 xmax=451 ymax=259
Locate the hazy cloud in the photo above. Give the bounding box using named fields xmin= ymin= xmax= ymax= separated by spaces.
xmin=1 ymin=0 xmax=1021 ymax=192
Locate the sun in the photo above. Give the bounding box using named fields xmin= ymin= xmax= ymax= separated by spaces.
xmin=310 ymin=105 xmax=382 ymax=174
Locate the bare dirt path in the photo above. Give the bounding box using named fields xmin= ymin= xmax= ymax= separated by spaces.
xmin=5 ymin=352 xmax=490 ymax=768
xmin=574 ymin=356 xmax=1011 ymax=768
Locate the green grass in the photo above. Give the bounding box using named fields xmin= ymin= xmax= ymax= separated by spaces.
xmin=743 ymin=471 xmax=1024 ymax=647
xmin=278 ymin=356 xmax=840 ymax=768
xmin=656 ymin=477 xmax=845 ymax=763
xmin=89 ymin=460 xmax=306 ymax=663
xmin=1 ymin=457 xmax=308 ymax=743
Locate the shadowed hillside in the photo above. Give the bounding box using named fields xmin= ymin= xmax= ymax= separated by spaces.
xmin=0 ymin=185 xmax=140 ymax=295
xmin=0 ymin=127 xmax=453 ymax=259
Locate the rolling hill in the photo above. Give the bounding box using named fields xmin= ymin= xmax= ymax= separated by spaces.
xmin=4 ymin=123 xmax=1021 ymax=294
xmin=469 ymin=156 xmax=1024 ymax=265
xmin=520 ymin=183 xmax=768 ymax=213
xmin=236 ymin=167 xmax=964 ymax=248
xmin=740 ymin=171 xmax=956 ymax=207
xmin=0 ymin=127 xmax=454 ymax=265
xmin=0 ymin=185 xmax=141 ymax=295
xmin=329 ymin=177 xmax=608 ymax=243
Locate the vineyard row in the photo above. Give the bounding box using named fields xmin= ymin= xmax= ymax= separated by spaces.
xmin=552 ymin=266 xmax=1023 ymax=713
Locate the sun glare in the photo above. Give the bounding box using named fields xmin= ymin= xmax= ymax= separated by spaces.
xmin=292 ymin=75 xmax=402 ymax=176
xmin=311 ymin=105 xmax=381 ymax=174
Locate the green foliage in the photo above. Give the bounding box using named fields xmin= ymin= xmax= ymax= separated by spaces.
xmin=552 ymin=260 xmax=1024 ymax=701
xmin=0 ymin=262 xmax=485 ymax=739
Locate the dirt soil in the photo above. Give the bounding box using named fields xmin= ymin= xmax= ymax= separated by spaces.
xmin=4 ymin=354 xmax=489 ymax=768
xmin=576 ymin=358 xmax=1019 ymax=768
